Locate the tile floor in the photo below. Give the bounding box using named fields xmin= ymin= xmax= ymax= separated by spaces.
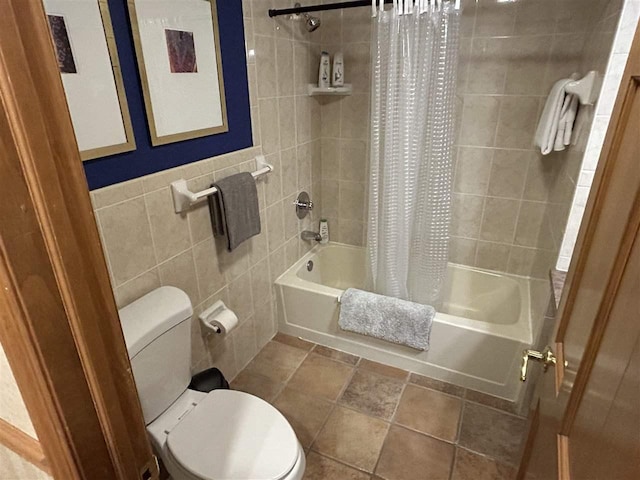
xmin=231 ymin=333 xmax=527 ymax=480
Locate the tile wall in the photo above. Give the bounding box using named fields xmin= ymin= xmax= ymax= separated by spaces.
xmin=91 ymin=0 xmax=324 ymax=380
xmin=556 ymin=0 xmax=639 ymax=271
xmin=315 ymin=0 xmax=625 ymax=279
xmin=317 ymin=5 xmax=372 ymax=246
xmin=439 ymin=0 xmax=617 ymax=278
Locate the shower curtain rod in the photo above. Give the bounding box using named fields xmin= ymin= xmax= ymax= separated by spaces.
xmin=268 ymin=0 xmax=393 ymax=17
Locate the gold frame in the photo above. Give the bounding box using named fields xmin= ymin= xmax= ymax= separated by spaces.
xmin=127 ymin=0 xmax=229 ymax=146
xmin=49 ymin=0 xmax=136 ymax=161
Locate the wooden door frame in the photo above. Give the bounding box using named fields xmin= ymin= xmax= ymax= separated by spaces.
xmin=0 ymin=1 xmax=157 ymax=478
xmin=517 ymin=26 xmax=640 ymax=479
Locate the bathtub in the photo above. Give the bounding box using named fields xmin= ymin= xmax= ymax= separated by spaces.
xmin=275 ymin=243 xmax=543 ymax=402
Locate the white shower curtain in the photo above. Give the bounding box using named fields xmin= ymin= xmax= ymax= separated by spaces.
xmin=367 ymin=1 xmax=460 ymax=305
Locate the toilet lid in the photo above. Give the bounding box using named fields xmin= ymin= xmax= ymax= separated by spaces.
xmin=166 ymin=390 xmax=299 ymax=480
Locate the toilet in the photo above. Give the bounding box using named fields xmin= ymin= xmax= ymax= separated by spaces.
xmin=118 ymin=286 xmax=305 ymax=480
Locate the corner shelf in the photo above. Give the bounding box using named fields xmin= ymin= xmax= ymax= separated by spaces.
xmin=307 ymin=84 xmax=352 ymax=96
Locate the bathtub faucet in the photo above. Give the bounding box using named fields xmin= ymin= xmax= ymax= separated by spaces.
xmin=301 ymin=230 xmax=322 ymax=242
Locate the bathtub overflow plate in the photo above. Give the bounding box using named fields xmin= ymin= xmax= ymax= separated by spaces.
xmin=306 ymin=260 xmax=314 ymax=272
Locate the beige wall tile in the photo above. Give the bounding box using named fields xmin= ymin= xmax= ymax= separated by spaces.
xmin=276 ymin=38 xmax=294 ymax=96
xmin=218 ymin=241 xmax=251 ymax=283
xmin=507 ymin=245 xmax=537 ymax=277
xmin=339 ymin=181 xmax=365 ymax=221
xmin=454 ymin=147 xmax=493 ymax=195
xmin=295 ymin=96 xmax=312 ymax=144
xmin=266 ymin=203 xmax=285 ymax=252
xmin=338 ymin=219 xmax=364 ymax=246
xmin=495 ymin=96 xmax=539 ymax=149
xmin=280 ymin=147 xmax=298 ymax=197
xmin=459 ymin=95 xmax=500 ymax=147
xmin=449 ymin=237 xmax=477 ymax=265
xmin=283 ymin=195 xmax=299 ymax=241
xmin=487 ymin=150 xmax=529 ymax=199
xmin=466 ymin=38 xmax=510 ymax=94
xmin=321 ymin=139 xmax=340 ymax=180
xmin=296 ymin=142 xmax=313 ymax=188
xmin=459 ymin=0 xmax=477 ymax=38
xmin=251 ymin=259 xmax=271 ymax=307
xmin=344 ymin=42 xmax=370 ymax=93
xmin=475 ymin=241 xmax=511 ymax=272
xmin=234 ymin=315 xmax=258 ymax=371
xmin=474 ymin=0 xmax=517 ymax=37
xmin=187 ymin=203 xmax=213 ymax=245
xmin=254 ymin=299 xmax=275 ymax=348
xmin=193 ymin=237 xmax=225 ymax=300
xmin=278 ymin=97 xmax=296 ymax=150
xmin=452 ymin=194 xmax=484 ymax=239
xmin=340 ymin=139 xmax=367 ymax=182
xmin=92 ymin=179 xmax=143 ymax=209
xmin=293 ymin=43 xmax=311 ymax=96
xmin=269 ymin=245 xmax=286 ymax=283
xmin=97 ymin=197 xmax=156 ymax=286
xmin=158 ymin=250 xmax=200 ymax=306
xmin=255 ymin=35 xmax=277 ymax=98
xmin=146 ymin=188 xmax=191 ymax=263
xmin=340 ymin=94 xmax=369 ymax=139
xmin=515 ymin=201 xmax=554 ymax=249
xmin=259 ymin=98 xmax=280 ymax=154
xmin=480 ymin=197 xmax=519 ymax=243
xmin=206 ymin=334 xmax=238 ymax=380
xmin=504 ymin=35 xmax=553 ymax=96
xmin=321 ymin=98 xmax=342 ymax=138
xmin=342 ymin=7 xmax=371 ymax=43
xmin=114 ymin=269 xmax=161 ymax=309
xmin=264 ymin=152 xmax=283 ymax=206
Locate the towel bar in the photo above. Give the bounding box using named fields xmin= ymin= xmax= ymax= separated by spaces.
xmin=170 ymin=155 xmax=273 ymax=213
xmin=565 ymin=70 xmax=600 ymax=106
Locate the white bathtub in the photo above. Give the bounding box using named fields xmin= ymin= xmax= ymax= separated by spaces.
xmin=275 ymin=243 xmax=544 ymax=402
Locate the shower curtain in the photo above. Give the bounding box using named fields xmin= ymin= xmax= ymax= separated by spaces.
xmin=367 ymin=1 xmax=460 ymax=305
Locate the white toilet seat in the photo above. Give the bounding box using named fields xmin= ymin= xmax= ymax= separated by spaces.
xmin=165 ymin=390 xmax=300 ymax=480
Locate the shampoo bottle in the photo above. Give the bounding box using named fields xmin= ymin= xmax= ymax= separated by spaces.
xmin=318 ymin=51 xmax=331 ymax=88
xmin=319 ymin=219 xmax=329 ymax=244
xmin=332 ymin=52 xmax=344 ymax=87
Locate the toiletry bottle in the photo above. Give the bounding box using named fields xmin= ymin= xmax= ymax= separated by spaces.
xmin=332 ymin=52 xmax=344 ymax=87
xmin=318 ymin=51 xmax=331 ymax=88
xmin=319 ymin=219 xmax=329 ymax=244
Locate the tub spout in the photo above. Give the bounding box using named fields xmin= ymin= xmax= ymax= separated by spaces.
xmin=301 ymin=230 xmax=322 ymax=242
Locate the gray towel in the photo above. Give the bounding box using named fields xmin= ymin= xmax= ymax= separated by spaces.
xmin=208 ymin=172 xmax=261 ymax=251
xmin=338 ymin=288 xmax=434 ymax=351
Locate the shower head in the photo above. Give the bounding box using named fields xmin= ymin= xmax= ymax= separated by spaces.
xmin=293 ymin=3 xmax=321 ymax=32
xmin=304 ymin=13 xmax=321 ymax=31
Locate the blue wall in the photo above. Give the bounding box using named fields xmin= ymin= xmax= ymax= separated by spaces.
xmin=84 ymin=0 xmax=252 ymax=190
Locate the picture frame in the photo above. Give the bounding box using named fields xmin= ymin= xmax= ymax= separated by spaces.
xmin=127 ymin=0 xmax=229 ymax=146
xmin=44 ymin=0 xmax=136 ymax=161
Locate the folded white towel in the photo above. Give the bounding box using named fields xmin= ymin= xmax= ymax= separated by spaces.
xmin=554 ymin=93 xmax=579 ymax=152
xmin=535 ymin=78 xmax=574 ymax=155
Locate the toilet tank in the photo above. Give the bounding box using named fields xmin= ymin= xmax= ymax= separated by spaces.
xmin=118 ymin=286 xmax=194 ymax=425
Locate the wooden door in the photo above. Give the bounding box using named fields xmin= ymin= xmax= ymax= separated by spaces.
xmin=0 ymin=1 xmax=158 ymax=479
xmin=517 ymin=28 xmax=640 ymax=480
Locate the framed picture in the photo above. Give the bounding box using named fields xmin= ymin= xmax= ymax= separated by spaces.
xmin=128 ymin=0 xmax=228 ymax=146
xmin=44 ymin=0 xmax=136 ymax=161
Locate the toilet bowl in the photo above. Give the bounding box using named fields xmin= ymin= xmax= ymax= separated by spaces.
xmin=118 ymin=287 xmax=305 ymax=480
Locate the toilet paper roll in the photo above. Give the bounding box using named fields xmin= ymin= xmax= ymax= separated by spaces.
xmin=210 ymin=308 xmax=238 ymax=335
xmin=199 ymin=300 xmax=238 ymax=335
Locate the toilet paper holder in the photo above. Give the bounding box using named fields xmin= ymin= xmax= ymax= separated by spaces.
xmin=199 ymin=300 xmax=238 ymax=335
